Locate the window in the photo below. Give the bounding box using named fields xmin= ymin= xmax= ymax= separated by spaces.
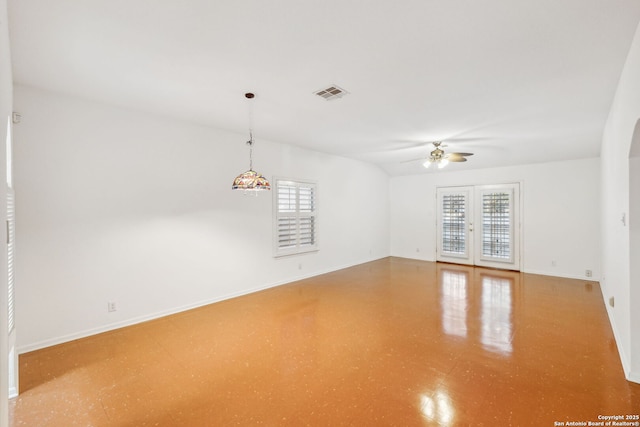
xmin=274 ymin=179 xmax=317 ymax=256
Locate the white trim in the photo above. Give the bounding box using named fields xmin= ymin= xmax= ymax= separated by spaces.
xmin=474 ymin=184 xmax=520 ymax=270
xmin=7 ymin=341 xmax=16 ymax=398
xmin=599 ymin=280 xmax=635 ymax=383
xmin=628 ymin=371 xmax=640 ymax=384
xmin=389 ymin=259 xmax=591 ymax=281
xmin=436 ymin=183 xmax=521 ymax=271
xmin=436 ymin=186 xmax=474 ymax=265
xmin=522 ymin=268 xmax=601 ymax=281
xmin=17 ymin=256 xmax=387 ymax=354
xmin=599 ymin=285 xmax=638 ymax=385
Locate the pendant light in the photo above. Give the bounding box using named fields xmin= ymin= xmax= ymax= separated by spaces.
xmin=232 ymin=93 xmax=271 ymax=192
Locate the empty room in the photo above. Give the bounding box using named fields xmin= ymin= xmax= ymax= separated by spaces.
xmin=1 ymin=0 xmax=640 ymax=426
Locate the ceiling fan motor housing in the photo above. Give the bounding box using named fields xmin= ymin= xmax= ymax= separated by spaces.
xmin=430 ymin=146 xmax=444 ymax=161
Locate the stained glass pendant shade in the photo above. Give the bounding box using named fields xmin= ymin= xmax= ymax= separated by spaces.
xmin=232 ymin=168 xmax=271 ymax=191
xmin=232 ymin=93 xmax=270 ymax=192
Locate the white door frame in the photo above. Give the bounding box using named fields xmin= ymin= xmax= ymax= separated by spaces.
xmin=436 ymin=186 xmax=474 ymax=266
xmin=436 ymin=183 xmax=521 ymax=271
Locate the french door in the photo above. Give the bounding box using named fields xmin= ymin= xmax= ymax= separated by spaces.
xmin=436 ymin=184 xmax=520 ymax=270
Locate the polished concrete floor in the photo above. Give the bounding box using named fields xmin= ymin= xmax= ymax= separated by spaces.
xmin=9 ymin=257 xmax=640 ymax=426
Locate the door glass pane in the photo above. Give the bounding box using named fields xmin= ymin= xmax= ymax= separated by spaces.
xmin=442 ymin=194 xmax=466 ymax=254
xmin=481 ymin=192 xmax=511 ymax=259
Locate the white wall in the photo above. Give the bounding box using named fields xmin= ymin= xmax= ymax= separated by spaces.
xmin=630 ymin=153 xmax=640 ymax=381
xmin=390 ymin=158 xmax=601 ymax=280
xmin=13 ymin=85 xmax=390 ymax=352
xmin=0 ymin=0 xmax=10 ymax=424
xmin=601 ymin=18 xmax=640 ymax=383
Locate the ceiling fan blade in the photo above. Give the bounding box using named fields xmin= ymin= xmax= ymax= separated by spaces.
xmin=447 ymin=157 xmax=468 ymax=162
xmin=446 ymin=152 xmax=473 ymax=161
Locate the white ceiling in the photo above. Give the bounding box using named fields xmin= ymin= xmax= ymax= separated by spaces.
xmin=8 ymin=1 xmax=640 ymax=176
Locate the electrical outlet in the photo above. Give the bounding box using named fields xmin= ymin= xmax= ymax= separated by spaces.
xmin=586 ymin=270 xmax=592 ymax=278
xmin=298 ymin=263 xmax=302 ymax=270
xmin=107 ymin=301 xmax=117 ymax=312
xmin=551 ymin=260 xmax=557 ymax=267
xmin=609 ymin=297 xmax=615 ymax=308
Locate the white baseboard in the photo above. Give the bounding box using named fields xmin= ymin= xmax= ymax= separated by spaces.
xmin=628 ymin=370 xmax=640 ymax=384
xmin=522 ymin=268 xmax=599 ymax=281
xmin=390 ymin=255 xmax=598 ymax=281
xmin=598 ymin=283 xmax=633 ymax=383
xmin=18 ymin=255 xmax=389 ymax=354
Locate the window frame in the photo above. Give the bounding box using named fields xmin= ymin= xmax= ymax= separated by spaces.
xmin=273 ymin=177 xmax=318 ymax=257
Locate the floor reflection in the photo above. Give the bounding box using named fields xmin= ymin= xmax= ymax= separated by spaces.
xmin=440 ymin=269 xmax=468 ymax=338
xmin=14 ymin=258 xmax=631 ymax=427
xmin=420 ymin=390 xmax=454 ymax=425
xmin=481 ymin=275 xmax=513 ymax=354
xmin=439 ymin=265 xmax=514 ymax=355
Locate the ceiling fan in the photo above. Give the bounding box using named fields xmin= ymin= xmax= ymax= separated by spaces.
xmin=413 ymin=141 xmax=474 ymax=169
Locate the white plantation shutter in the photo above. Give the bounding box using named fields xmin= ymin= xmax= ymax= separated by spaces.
xmin=298 ymin=217 xmax=315 ymax=247
xmin=277 ymin=217 xmax=297 ymax=249
xmin=7 ymin=189 xmax=14 ymax=333
xmin=277 ymin=183 xmax=297 ymax=250
xmin=274 ymin=179 xmax=317 ymax=256
xmin=297 ymin=185 xmax=315 ymax=248
xmin=278 ymin=184 xmax=297 ymax=212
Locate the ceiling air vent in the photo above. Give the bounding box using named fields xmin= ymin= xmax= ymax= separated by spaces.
xmin=314 ymin=85 xmax=349 ymax=100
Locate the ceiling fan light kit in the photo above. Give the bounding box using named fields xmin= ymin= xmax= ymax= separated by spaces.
xmin=424 ymin=158 xmax=449 ymax=169
xmin=421 ymin=142 xmax=473 ymax=169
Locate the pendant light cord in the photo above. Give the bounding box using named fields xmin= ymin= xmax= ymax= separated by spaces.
xmin=247 ymin=93 xmax=254 ymax=171
xmin=248 ymin=131 xmax=254 ymax=171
